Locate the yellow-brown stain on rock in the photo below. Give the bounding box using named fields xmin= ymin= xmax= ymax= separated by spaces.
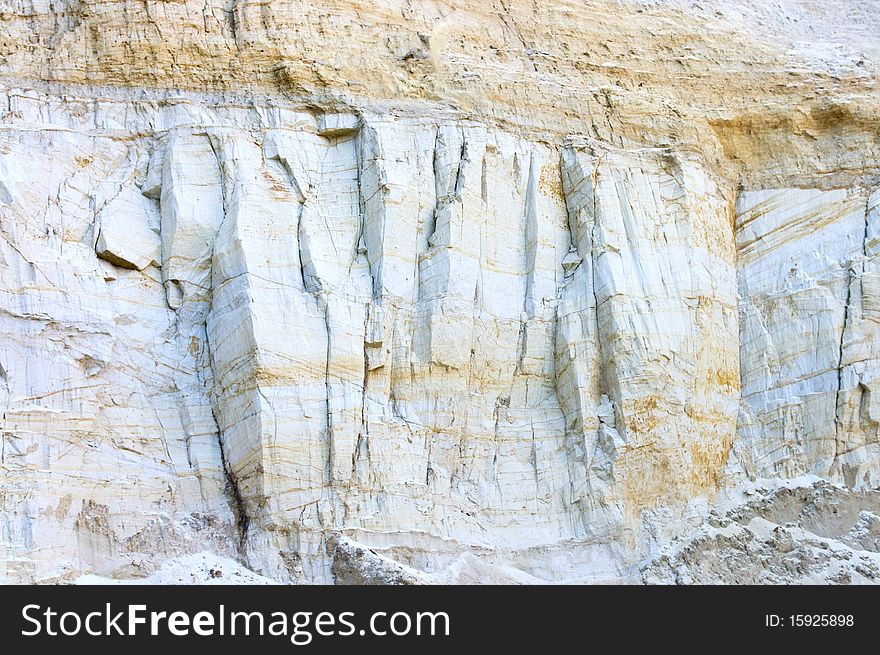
xmin=709 ymin=366 xmax=739 ymax=389
xmin=55 ymin=494 xmax=73 ymax=521
xmin=539 ymin=162 xmax=564 ymax=200
xmin=622 ymin=396 xmax=661 ymax=435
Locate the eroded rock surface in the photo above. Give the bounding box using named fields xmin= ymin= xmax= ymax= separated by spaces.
xmin=0 ymin=1 xmax=878 ymax=584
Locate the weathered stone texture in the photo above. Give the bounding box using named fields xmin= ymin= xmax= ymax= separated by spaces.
xmin=1 ymin=1 xmax=878 ymax=583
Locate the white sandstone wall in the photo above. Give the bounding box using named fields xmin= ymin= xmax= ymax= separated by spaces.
xmin=0 ymin=88 xmax=755 ymax=582
xmin=735 ymin=187 xmax=880 ymax=488
xmin=0 ymin=0 xmax=878 ymax=585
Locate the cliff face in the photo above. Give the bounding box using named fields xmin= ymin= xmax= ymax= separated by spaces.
xmin=0 ymin=0 xmax=878 ymax=584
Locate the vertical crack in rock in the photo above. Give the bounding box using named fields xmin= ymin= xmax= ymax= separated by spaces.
xmin=426 ymin=128 xmax=441 ymax=246
xmin=353 ymin=125 xmax=375 ymax=486
xmin=833 ymin=190 xmax=874 ymax=473
xmin=428 ymin=124 xmax=468 ymax=250
xmin=530 ymin=424 xmax=540 ymax=496
xmin=588 ymin=154 xmax=609 ymax=419
xmin=209 ymin=379 xmax=251 ymax=558
xmin=0 ymin=360 xmax=8 ymax=465
xmin=522 ymin=149 xmax=539 ymax=319
xmin=266 ymin=148 xmax=309 ymax=291
xmin=480 ymin=153 xmax=489 ymax=204
xmin=452 ymin=136 xmax=468 ymax=212
xmin=352 ymin=127 xmax=373 ymax=293
xmin=321 ymin=295 xmax=333 ymax=486
xmin=356 ymin=309 xmax=370 ymax=482
xmin=297 ymin=202 xmax=313 ymax=291
xmin=834 ymin=264 xmax=855 ymax=467
xmin=515 ymin=319 xmax=528 ymax=375
xmin=225 ymin=0 xmax=238 ymax=43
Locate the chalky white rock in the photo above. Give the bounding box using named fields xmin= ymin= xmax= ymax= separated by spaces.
xmin=0 ymin=0 xmax=878 ymax=584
